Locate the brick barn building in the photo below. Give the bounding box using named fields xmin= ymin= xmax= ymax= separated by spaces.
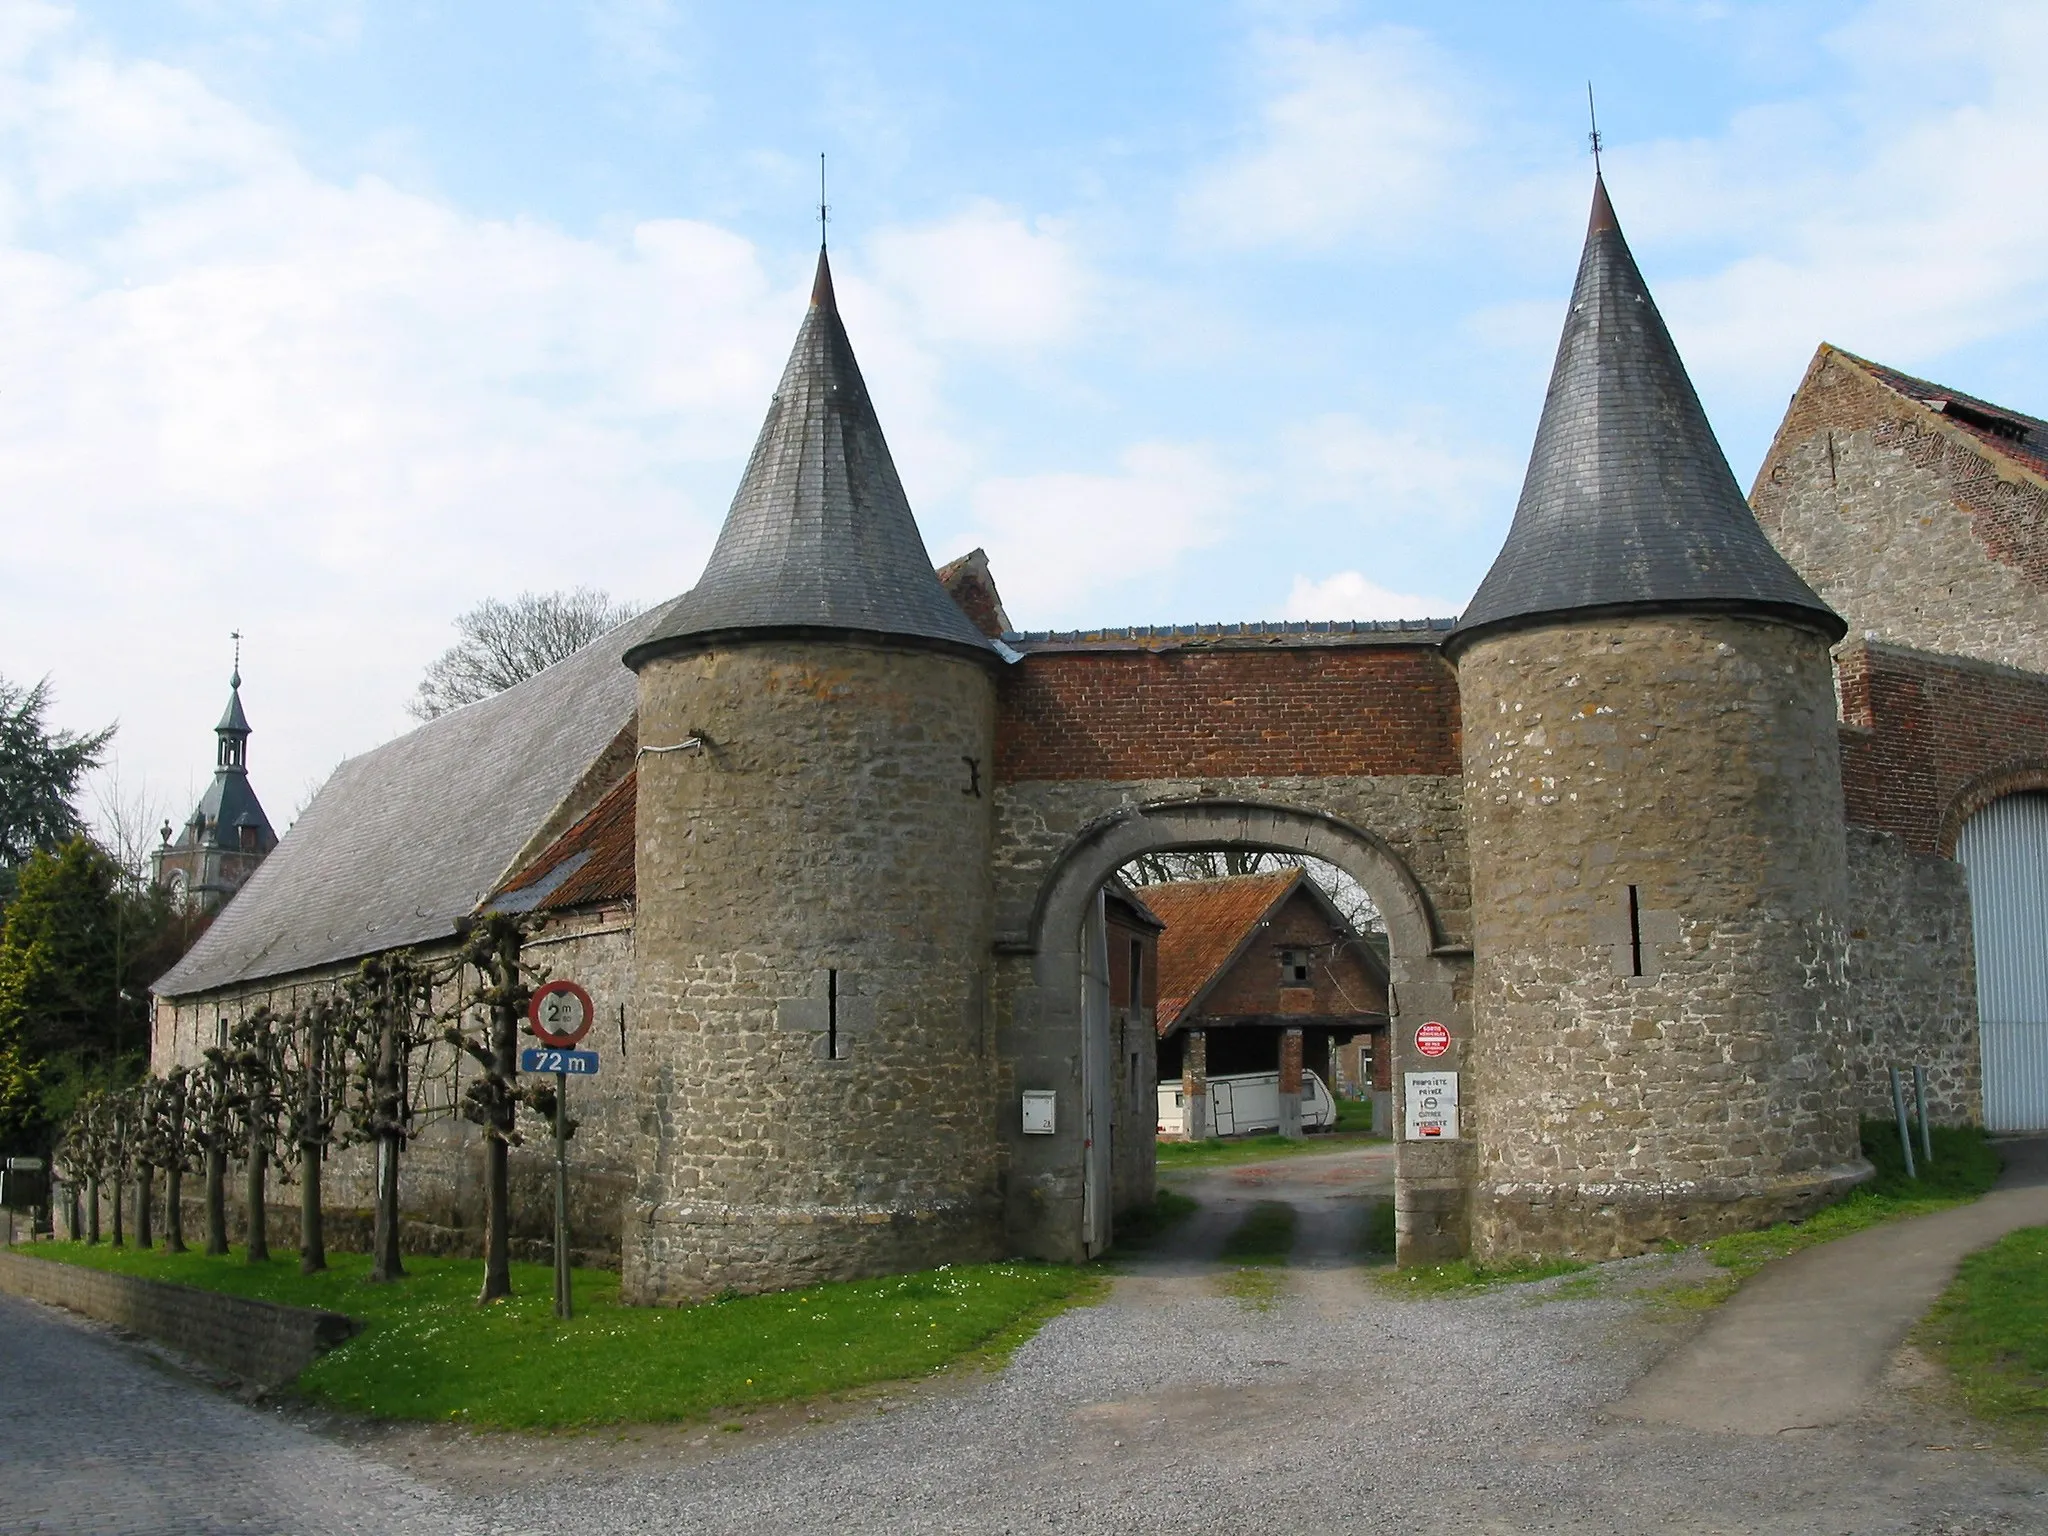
xmin=148 ymin=172 xmax=2048 ymax=1291
xmin=1142 ymin=869 xmax=1388 ymax=1133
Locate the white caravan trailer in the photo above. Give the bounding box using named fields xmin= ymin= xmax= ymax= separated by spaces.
xmin=1156 ymin=1070 xmax=1336 ymax=1138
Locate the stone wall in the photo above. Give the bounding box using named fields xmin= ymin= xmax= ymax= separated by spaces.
xmin=0 ymin=1248 xmax=356 ymax=1388
xmin=1458 ymin=616 xmax=1868 ymax=1262
xmin=1843 ymin=827 xmax=1982 ymax=1124
xmin=1752 ymin=346 xmax=2048 ymax=675
xmin=149 ymin=910 xmax=638 ymax=1267
xmin=627 ymin=640 xmax=1006 ymax=1302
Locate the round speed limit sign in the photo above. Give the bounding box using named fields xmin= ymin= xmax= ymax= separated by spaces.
xmin=529 ymin=979 xmax=595 ymax=1048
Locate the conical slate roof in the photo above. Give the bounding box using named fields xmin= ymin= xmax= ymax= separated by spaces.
xmin=1450 ymin=177 xmax=1841 ymax=654
xmin=625 ymin=248 xmax=995 ymax=669
xmin=217 ymin=673 xmax=250 ymax=735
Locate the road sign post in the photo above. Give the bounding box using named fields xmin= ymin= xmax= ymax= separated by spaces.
xmin=527 ymin=980 xmax=594 ymax=1321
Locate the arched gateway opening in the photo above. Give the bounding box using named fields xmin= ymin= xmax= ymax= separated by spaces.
xmin=999 ymin=798 xmax=1472 ymax=1268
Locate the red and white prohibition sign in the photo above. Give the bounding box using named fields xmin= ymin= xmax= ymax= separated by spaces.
xmin=529 ymin=979 xmax=595 ymax=1048
xmin=1414 ymin=1020 xmax=1452 ymax=1057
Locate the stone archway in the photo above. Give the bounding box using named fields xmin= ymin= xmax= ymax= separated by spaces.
xmin=1000 ymin=797 xmax=1472 ymax=1267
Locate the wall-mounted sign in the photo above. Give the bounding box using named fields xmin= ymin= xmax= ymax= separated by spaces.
xmin=1021 ymin=1090 xmax=1057 ymax=1135
xmin=1405 ymin=1070 xmax=1459 ymax=1140
xmin=1414 ymin=1020 xmax=1451 ymax=1057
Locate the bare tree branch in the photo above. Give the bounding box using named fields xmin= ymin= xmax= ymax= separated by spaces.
xmin=408 ymin=589 xmax=641 ymax=721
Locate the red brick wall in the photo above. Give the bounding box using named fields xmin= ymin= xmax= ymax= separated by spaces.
xmin=1838 ymin=641 xmax=2048 ymax=854
xmin=995 ymin=646 xmax=1460 ymax=782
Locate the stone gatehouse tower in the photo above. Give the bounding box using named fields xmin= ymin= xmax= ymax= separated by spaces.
xmin=619 ymin=249 xmax=1008 ymax=1301
xmin=1447 ymin=178 xmax=1866 ymax=1260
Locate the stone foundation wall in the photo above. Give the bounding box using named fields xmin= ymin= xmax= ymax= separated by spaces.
xmin=627 ymin=641 xmax=1006 ymax=1302
xmin=0 ymin=1248 xmax=356 ymax=1388
xmin=1843 ymin=827 xmax=1982 ymax=1124
xmin=1459 ymin=616 xmax=1868 ymax=1264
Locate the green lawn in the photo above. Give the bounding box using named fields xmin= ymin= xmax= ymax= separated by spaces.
xmin=1918 ymin=1224 xmax=2048 ymax=1434
xmin=27 ymin=1243 xmax=1101 ymax=1429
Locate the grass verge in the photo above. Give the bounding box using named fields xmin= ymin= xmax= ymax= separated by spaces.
xmin=1156 ymin=1127 xmax=1378 ymax=1170
xmin=26 ymin=1243 xmax=1102 ymax=1429
xmin=1701 ymin=1122 xmax=2002 ymax=1286
xmin=1108 ymin=1189 xmax=1198 ymax=1255
xmin=1375 ymin=1255 xmax=1587 ymax=1297
xmin=1219 ymin=1201 xmax=1296 ymax=1265
xmin=1917 ymin=1224 xmax=2048 ymax=1436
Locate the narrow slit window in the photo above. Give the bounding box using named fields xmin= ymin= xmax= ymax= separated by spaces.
xmin=827 ymin=968 xmax=840 ymax=1059
xmin=1627 ymin=885 xmax=1644 ymax=978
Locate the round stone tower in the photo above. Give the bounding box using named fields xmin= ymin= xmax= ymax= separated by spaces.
xmin=1446 ymin=175 xmax=1868 ymax=1263
xmin=620 ymin=249 xmax=1006 ymax=1302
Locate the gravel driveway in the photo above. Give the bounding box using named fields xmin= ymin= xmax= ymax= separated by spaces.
xmin=5 ymin=1145 xmax=2045 ymax=1535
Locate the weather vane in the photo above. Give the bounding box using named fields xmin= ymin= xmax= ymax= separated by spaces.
xmin=1587 ymin=82 xmax=1603 ymax=174
xmin=819 ymin=152 xmax=829 ymax=247
xmin=230 ymin=629 xmax=242 ymax=687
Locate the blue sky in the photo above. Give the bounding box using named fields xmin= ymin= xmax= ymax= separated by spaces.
xmin=7 ymin=0 xmax=2048 ymax=838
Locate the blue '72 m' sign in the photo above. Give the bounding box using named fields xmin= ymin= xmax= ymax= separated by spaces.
xmin=520 ymin=1047 xmax=599 ymax=1076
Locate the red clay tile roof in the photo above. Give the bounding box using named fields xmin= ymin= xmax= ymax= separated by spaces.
xmin=492 ymin=771 xmax=636 ymax=914
xmin=1844 ymin=350 xmax=2048 ymax=482
xmin=1136 ymin=869 xmax=1302 ymax=1033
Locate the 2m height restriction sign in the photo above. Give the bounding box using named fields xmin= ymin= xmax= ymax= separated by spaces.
xmin=529 ymin=980 xmax=594 ymax=1048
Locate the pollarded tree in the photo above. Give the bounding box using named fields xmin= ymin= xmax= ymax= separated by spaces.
xmin=342 ymin=951 xmax=438 ymax=1283
xmin=279 ymin=996 xmax=348 ymax=1274
xmin=132 ymin=1077 xmax=159 ymax=1249
xmin=193 ymin=1034 xmax=243 ymax=1256
xmin=151 ymin=1066 xmax=196 ymax=1253
xmin=220 ymin=1009 xmax=284 ymax=1263
xmin=445 ymin=913 xmax=557 ymax=1304
xmin=62 ymin=1091 xmax=112 ymax=1243
xmin=105 ymin=1085 xmax=136 ymax=1247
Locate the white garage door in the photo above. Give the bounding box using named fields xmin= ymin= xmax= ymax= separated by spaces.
xmin=1958 ymin=793 xmax=2048 ymax=1133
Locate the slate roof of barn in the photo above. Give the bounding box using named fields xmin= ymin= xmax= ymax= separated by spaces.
xmin=1452 ymin=175 xmax=1842 ymax=653
xmin=154 ymin=606 xmax=666 ymax=998
xmin=624 ymin=248 xmax=995 ymax=669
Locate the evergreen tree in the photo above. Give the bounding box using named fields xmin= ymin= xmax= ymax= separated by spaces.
xmin=0 ymin=675 xmax=112 ymax=908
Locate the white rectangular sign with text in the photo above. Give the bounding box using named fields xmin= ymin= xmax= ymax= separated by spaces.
xmin=1405 ymin=1071 xmax=1459 ymax=1141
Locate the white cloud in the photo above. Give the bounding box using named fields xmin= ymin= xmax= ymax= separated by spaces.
xmin=968 ymin=442 xmax=1243 ymax=626
xmin=1181 ymin=25 xmax=1473 ymax=253
xmin=1282 ymin=412 xmax=1520 ymax=526
xmin=869 ymin=199 xmax=1090 ymax=350
xmin=0 ymin=14 xmax=819 ymax=824
xmin=1283 ymin=571 xmax=1456 ymax=622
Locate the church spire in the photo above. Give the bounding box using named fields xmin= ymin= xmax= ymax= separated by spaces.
xmin=626 ymin=245 xmax=995 ymax=669
xmin=1450 ymin=174 xmax=1841 ymax=653
xmin=217 ymin=640 xmax=251 ymax=770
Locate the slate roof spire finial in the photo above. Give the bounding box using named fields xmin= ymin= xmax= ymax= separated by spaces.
xmin=623 ymin=173 xmax=997 ymax=670
xmin=1587 ymin=82 xmax=1602 ymax=177
xmin=1448 ymin=167 xmax=1842 ymax=654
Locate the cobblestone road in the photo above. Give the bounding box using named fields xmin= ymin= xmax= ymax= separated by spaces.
xmin=0 ymin=1292 xmax=471 ymax=1536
